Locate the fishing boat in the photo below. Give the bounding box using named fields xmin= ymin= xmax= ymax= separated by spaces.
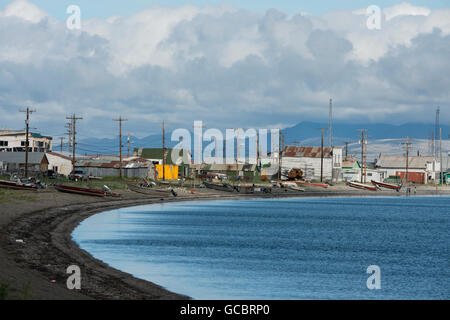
xmin=203 ymin=182 xmax=236 ymax=193
xmin=127 ymin=182 xmax=176 ymax=197
xmin=55 ymin=185 xmax=121 ymax=197
xmin=371 ymin=180 xmax=402 ymax=191
xmin=345 ymin=181 xmax=377 ymax=191
xmin=0 ymin=179 xmax=38 ymax=191
xmin=296 ymin=181 xmax=329 ymax=188
xmin=288 ymin=185 xmax=306 ymax=192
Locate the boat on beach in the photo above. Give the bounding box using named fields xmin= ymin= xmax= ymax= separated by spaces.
xmin=296 ymin=181 xmax=329 ymax=188
xmin=127 ymin=182 xmax=177 ymax=197
xmin=0 ymin=179 xmax=38 ymax=191
xmin=203 ymin=182 xmax=236 ymax=193
xmin=55 ymin=185 xmax=121 ymax=197
xmin=287 ymin=185 xmax=306 ymax=192
xmin=345 ymin=181 xmax=377 ymax=191
xmin=371 ymin=180 xmax=402 ymax=191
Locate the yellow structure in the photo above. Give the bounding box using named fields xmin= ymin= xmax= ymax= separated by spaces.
xmin=155 ymin=164 xmax=179 ymax=180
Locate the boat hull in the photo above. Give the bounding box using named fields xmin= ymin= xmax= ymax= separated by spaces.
xmin=55 ymin=185 xmax=106 ymax=197
xmin=371 ymin=180 xmax=402 ymax=191
xmin=345 ymin=181 xmax=377 ymax=191
xmin=296 ymin=181 xmax=329 ymax=188
xmin=203 ymin=182 xmax=235 ymax=193
xmin=127 ymin=183 xmax=175 ymax=197
xmin=0 ymin=180 xmax=38 ymax=191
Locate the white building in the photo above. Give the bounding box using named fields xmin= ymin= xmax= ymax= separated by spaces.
xmin=281 ymin=146 xmax=343 ymax=182
xmin=375 ymin=155 xmax=440 ymax=184
xmin=45 ymin=152 xmax=73 ymax=176
xmin=0 ymin=130 xmax=52 ymax=152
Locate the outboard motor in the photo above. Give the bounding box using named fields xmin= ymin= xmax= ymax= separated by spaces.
xmin=102 ymin=185 xmax=112 ymax=195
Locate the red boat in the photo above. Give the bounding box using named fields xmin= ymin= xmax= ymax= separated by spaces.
xmin=296 ymin=181 xmax=329 ymax=188
xmin=371 ymin=180 xmax=402 ymax=191
xmin=55 ymin=185 xmax=120 ymax=197
xmin=345 ymin=181 xmax=377 ymax=191
xmin=0 ymin=180 xmax=38 ymax=191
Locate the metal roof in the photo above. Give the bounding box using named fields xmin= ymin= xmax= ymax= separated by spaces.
xmin=76 ymin=157 xmax=152 ymax=169
xmin=0 ymin=152 xmax=46 ymax=164
xmin=46 ymin=152 xmax=72 ymax=162
xmin=376 ymin=155 xmax=436 ymax=169
xmin=282 ymin=146 xmax=333 ymax=159
xmin=342 ymin=159 xmax=360 ymax=168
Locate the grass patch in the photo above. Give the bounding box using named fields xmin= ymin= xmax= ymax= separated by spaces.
xmin=0 ymin=189 xmax=37 ymax=203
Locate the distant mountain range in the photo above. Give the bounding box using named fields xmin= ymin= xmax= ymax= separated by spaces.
xmin=77 ymin=122 xmax=449 ymax=156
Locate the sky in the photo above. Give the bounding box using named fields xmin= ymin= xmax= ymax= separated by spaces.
xmin=0 ymin=0 xmax=449 ymax=140
xmin=0 ymin=0 xmax=449 ymax=18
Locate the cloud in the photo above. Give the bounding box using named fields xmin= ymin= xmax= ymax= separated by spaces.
xmin=0 ymin=0 xmax=48 ymax=23
xmin=0 ymin=0 xmax=449 ymax=139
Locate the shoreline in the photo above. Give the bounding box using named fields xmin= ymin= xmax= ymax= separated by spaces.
xmin=1 ymin=187 xmax=450 ymax=300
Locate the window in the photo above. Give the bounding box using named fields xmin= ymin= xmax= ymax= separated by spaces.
xmin=0 ymin=141 xmax=8 ymax=146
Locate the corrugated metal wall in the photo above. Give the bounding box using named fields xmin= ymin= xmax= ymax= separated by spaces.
xmin=77 ymin=166 xmax=149 ymax=178
xmin=282 ymin=157 xmax=333 ymax=181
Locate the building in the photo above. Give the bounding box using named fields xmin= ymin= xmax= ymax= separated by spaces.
xmin=0 ymin=152 xmax=48 ymax=174
xmin=0 ymin=130 xmax=52 ymax=152
xmin=75 ymin=157 xmax=155 ymax=178
xmin=45 ymin=152 xmax=73 ymax=176
xmin=281 ymin=146 xmax=343 ymax=182
xmin=341 ymin=158 xmax=361 ymax=182
xmin=375 ymin=155 xmax=440 ymax=184
xmin=135 ymin=148 xmax=191 ymax=177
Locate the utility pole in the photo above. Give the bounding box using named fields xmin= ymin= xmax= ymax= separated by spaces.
xmin=20 ymin=107 xmax=35 ymax=177
xmin=113 ymin=116 xmax=127 ymax=178
xmin=402 ymin=137 xmax=412 ymax=187
xmin=320 ymin=128 xmax=325 ymax=182
xmin=236 ymin=128 xmax=240 ymax=180
xmin=440 ymin=128 xmax=443 ymax=185
xmin=66 ymin=114 xmax=83 ymax=169
xmin=162 ymin=121 xmax=166 ymax=181
xmin=357 ymin=129 xmax=366 ymax=183
xmin=364 ymin=133 xmax=368 ymax=183
xmin=278 ymin=131 xmax=284 ymax=181
xmin=435 ymin=107 xmax=440 ymax=159
xmin=256 ymin=131 xmax=260 ymax=169
xmin=328 ymin=98 xmax=333 ymax=149
xmin=60 ymin=137 xmax=64 ymax=152
xmin=344 ymin=142 xmax=349 ymax=160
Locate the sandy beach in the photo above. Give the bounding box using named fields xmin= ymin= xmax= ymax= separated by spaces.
xmin=1 ymin=185 xmax=449 ymax=300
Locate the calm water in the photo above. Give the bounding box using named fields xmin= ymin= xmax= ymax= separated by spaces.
xmin=72 ymin=197 xmax=449 ymax=300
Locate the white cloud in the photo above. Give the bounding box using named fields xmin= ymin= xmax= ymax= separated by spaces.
xmin=383 ymin=2 xmax=430 ymax=21
xmin=0 ymin=0 xmax=48 ymax=23
xmin=0 ymin=0 xmax=449 ymax=138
